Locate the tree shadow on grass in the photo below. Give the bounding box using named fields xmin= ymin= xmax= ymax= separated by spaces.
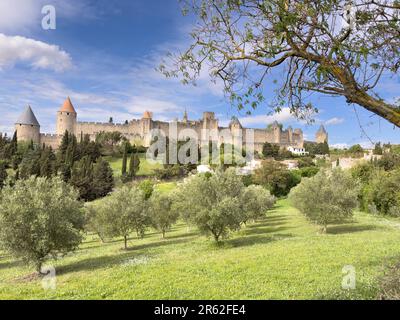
xmin=327 ymin=224 xmax=379 ymax=235
xmin=57 ymin=237 xmax=191 ymax=275
xmin=0 ymin=259 xmax=23 ymax=270
xmin=227 ymin=233 xmax=293 ymax=248
xmin=241 ymin=226 xmax=292 ymax=237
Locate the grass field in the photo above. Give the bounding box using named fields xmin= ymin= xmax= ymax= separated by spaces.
xmin=1 ymin=199 xmax=400 ymax=300
xmin=104 ymin=154 xmax=163 ymax=177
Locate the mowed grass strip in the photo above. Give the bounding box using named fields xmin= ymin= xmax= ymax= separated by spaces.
xmin=1 ymin=199 xmax=400 ymax=299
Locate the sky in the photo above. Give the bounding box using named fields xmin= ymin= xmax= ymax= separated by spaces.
xmin=0 ymin=0 xmax=399 ymax=149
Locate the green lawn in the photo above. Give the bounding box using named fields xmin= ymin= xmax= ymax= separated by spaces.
xmin=1 ymin=199 xmax=400 ymax=299
xmin=104 ymin=154 xmax=163 ymax=177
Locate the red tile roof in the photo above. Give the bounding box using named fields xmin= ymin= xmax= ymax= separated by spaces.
xmin=59 ymin=97 xmax=77 ymax=113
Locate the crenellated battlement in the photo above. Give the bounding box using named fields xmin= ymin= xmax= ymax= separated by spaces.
xmin=14 ymin=97 xmax=320 ymax=151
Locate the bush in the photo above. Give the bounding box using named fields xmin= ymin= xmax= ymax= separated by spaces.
xmin=253 ymin=160 xmax=301 ymax=197
xmin=289 ymin=169 xmax=359 ymax=233
xmin=377 ymin=153 xmax=400 ymax=171
xmin=297 ymin=166 xmax=319 ymax=178
xmin=362 ymin=169 xmax=400 ymax=216
xmin=0 ymin=177 xmax=84 ymax=273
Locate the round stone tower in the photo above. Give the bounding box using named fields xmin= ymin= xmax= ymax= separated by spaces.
xmin=57 ymin=97 xmax=77 ymax=136
xmin=15 ymin=105 xmax=41 ymax=144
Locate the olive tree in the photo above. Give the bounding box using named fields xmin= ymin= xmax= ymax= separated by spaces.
xmin=162 ymin=0 xmax=400 ymax=127
xmin=96 ymin=186 xmax=148 ymax=249
xmin=0 ymin=177 xmax=84 ymax=274
xmin=289 ymin=168 xmax=360 ymax=233
xmin=174 ymin=168 xmax=275 ymax=241
xmin=149 ymin=192 xmax=179 ymax=238
xmin=241 ymin=185 xmax=276 ymax=223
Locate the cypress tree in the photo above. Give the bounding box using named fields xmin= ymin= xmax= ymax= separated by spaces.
xmin=70 ymin=156 xmax=94 ymax=201
xmin=121 ymin=144 xmax=128 ymax=176
xmin=0 ymin=160 xmax=7 ymax=189
xmin=129 ymin=152 xmax=140 ymax=177
xmin=93 ymin=158 xmax=114 ymax=198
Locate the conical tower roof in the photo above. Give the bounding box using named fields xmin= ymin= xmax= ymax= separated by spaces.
xmin=15 ymin=105 xmax=40 ymax=126
xmin=317 ymin=125 xmax=327 ymax=134
xmin=59 ymin=97 xmax=76 ymax=113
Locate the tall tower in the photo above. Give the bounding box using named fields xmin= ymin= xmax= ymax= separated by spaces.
xmin=56 ymin=97 xmax=77 ymax=136
xmin=316 ymin=125 xmax=328 ymax=144
xmin=15 ymin=105 xmax=40 ymax=144
xmin=271 ymin=121 xmax=281 ymax=144
xmin=229 ymin=116 xmax=243 ymax=148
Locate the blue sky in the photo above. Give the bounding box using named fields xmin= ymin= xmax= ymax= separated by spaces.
xmin=0 ymin=0 xmax=399 ymax=148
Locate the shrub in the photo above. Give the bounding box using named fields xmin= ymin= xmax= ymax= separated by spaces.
xmin=362 ymin=169 xmax=400 ymax=216
xmin=0 ymin=177 xmax=84 ymax=273
xmin=289 ymin=169 xmax=359 ymax=233
xmin=253 ymin=160 xmax=301 ymax=197
xmin=377 ymin=153 xmax=400 ymax=171
xmin=138 ymin=179 xmax=155 ymax=200
xmin=298 ymin=166 xmax=319 ymax=178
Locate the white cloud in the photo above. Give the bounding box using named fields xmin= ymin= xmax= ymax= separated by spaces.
xmin=238 ymin=108 xmax=295 ymax=127
xmin=0 ymin=0 xmax=38 ymax=33
xmin=0 ymin=33 xmax=72 ymax=71
xmin=325 ymin=117 xmax=344 ymax=126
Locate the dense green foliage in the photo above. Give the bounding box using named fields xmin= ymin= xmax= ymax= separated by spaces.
xmin=0 ymin=177 xmax=84 ymax=272
xmin=149 ymin=192 xmax=179 ymax=238
xmin=289 ymin=169 xmax=360 ymax=233
xmin=91 ymin=186 xmax=148 ymax=249
xmin=253 ymin=160 xmax=301 ymax=197
xmin=173 ymin=169 xmax=276 ymax=241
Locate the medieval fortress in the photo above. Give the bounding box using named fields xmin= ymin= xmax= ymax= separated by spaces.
xmin=14 ymin=97 xmax=328 ymax=153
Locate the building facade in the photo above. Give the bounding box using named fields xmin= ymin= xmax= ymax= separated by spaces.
xmin=15 ymin=97 xmax=328 ymax=153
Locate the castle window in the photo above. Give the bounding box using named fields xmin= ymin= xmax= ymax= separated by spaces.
xmin=67 ymin=113 xmax=70 ymax=115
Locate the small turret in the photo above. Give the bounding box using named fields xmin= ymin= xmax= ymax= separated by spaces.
xmin=57 ymin=97 xmax=77 ymax=136
xmin=15 ymin=105 xmax=41 ymax=144
xmin=183 ymin=109 xmax=188 ymax=123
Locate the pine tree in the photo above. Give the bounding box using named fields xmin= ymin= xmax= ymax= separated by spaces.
xmin=129 ymin=152 xmax=140 ymax=177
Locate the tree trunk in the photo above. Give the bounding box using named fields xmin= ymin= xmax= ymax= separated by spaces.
xmin=124 ymin=235 xmax=128 ymax=250
xmin=162 ymin=230 xmax=166 ymax=239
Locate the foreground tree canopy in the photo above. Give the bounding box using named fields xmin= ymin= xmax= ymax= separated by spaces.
xmin=0 ymin=177 xmax=84 ymax=273
xmin=161 ymin=0 xmax=400 ymax=126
